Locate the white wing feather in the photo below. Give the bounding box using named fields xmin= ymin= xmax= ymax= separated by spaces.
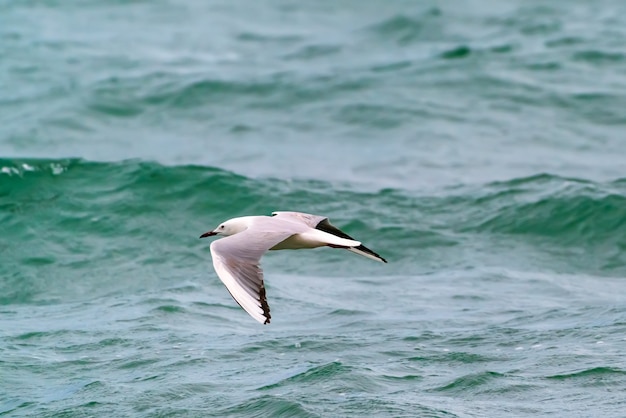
xmin=210 ymin=225 xmax=297 ymax=324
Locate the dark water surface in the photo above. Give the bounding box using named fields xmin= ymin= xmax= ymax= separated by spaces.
xmin=2 ymin=1 xmax=626 ymax=416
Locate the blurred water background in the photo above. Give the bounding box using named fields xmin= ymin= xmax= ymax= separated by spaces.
xmin=1 ymin=0 xmax=626 ymax=416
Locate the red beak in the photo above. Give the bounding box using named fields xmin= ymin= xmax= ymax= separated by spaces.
xmin=199 ymin=231 xmax=217 ymax=238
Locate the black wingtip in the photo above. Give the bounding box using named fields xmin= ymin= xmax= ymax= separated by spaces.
xmin=355 ymin=244 xmax=388 ymax=264
xmin=316 ymin=219 xmax=388 ymax=264
xmin=259 ymin=285 xmax=271 ymax=325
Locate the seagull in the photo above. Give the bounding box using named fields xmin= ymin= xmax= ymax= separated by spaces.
xmin=199 ymin=211 xmax=387 ymax=324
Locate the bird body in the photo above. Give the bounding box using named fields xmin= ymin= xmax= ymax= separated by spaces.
xmin=200 ymin=211 xmax=386 ymax=324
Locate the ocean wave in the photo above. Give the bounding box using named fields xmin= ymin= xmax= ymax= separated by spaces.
xmin=546 ymin=367 xmax=626 ymax=380
xmin=2 ymin=160 xmax=624 ymax=247
xmin=85 ymin=70 xmax=373 ymax=118
xmin=2 ymin=159 xmax=625 ymax=304
xmin=216 ymin=395 xmax=318 ymax=417
xmin=365 ymin=10 xmax=442 ymax=45
xmin=468 ymin=174 xmax=626 ymax=245
xmin=258 ymin=361 xmax=348 ymax=390
xmin=432 ymin=371 xmax=507 ymax=394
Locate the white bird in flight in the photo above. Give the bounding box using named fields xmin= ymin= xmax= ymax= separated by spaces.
xmin=199 ymin=211 xmax=387 ymax=324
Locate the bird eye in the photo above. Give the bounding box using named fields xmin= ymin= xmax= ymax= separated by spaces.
xmin=220 ymin=225 xmax=224 ymax=229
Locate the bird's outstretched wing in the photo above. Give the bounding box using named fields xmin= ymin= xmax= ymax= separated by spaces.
xmin=210 ymin=228 xmax=295 ymax=324
xmin=272 ymin=211 xmax=387 ymax=263
xmin=271 ymin=211 xmax=327 ymax=228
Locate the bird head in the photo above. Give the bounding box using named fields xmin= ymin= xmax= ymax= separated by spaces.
xmin=199 ymin=217 xmax=249 ymax=238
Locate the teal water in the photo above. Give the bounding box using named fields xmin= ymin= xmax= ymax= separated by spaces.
xmin=2 ymin=1 xmax=626 ymax=417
